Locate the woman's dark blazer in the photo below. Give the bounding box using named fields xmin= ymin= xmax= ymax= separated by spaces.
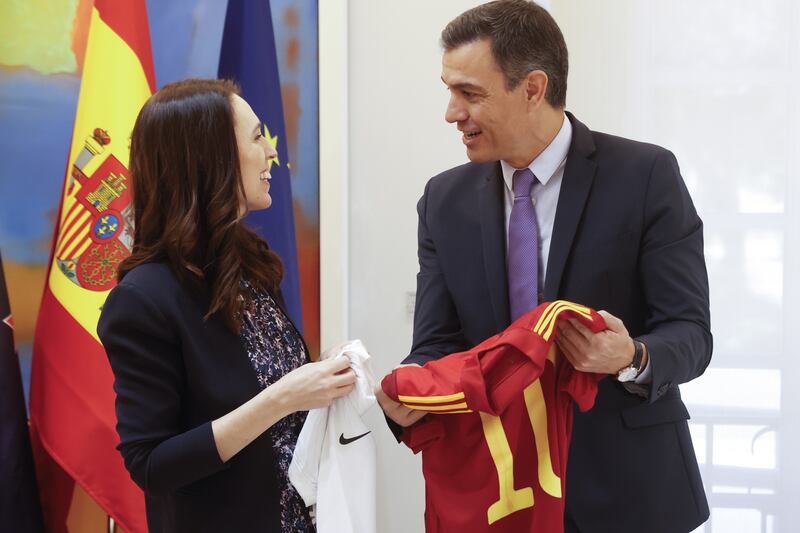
xmin=98 ymin=262 xmax=300 ymax=532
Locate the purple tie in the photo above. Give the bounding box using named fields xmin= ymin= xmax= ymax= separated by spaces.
xmin=508 ymin=168 xmax=539 ymax=321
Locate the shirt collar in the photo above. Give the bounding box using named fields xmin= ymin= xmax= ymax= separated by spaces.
xmin=501 ymin=113 xmax=572 ymax=191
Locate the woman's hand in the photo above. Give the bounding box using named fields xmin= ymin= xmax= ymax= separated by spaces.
xmin=212 ymin=357 xmax=356 ymax=462
xmin=274 ymin=357 xmax=357 ymax=413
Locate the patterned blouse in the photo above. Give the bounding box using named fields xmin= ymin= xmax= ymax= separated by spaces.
xmin=239 ymin=280 xmax=315 ymax=532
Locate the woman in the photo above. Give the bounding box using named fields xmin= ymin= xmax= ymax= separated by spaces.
xmin=98 ymin=79 xmax=354 ymax=532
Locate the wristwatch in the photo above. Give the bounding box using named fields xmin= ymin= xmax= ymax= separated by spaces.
xmin=616 ymin=340 xmax=644 ymax=382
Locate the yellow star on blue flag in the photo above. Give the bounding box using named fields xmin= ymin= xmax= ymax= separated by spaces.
xmin=263 ymin=122 xmax=280 ymax=171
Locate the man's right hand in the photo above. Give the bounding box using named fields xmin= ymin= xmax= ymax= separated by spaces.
xmin=376 ymin=364 xmax=427 ymax=427
xmin=376 ymin=387 xmax=427 ymax=427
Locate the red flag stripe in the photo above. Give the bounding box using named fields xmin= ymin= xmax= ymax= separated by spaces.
xmin=63 ymin=237 xmax=91 ymax=264
xmin=61 ymin=203 xmax=81 ymax=229
xmin=30 ymin=288 xmax=146 ymax=533
xmin=56 ymin=215 xmax=91 ymax=258
xmin=54 ymin=204 xmax=82 ymax=252
xmin=59 ymin=226 xmax=90 ymax=260
xmin=58 ymin=222 xmax=91 ymax=260
xmin=95 ymin=0 xmax=156 ymax=93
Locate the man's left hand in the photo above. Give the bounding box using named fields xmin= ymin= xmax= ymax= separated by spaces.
xmin=555 ymin=310 xmax=645 ymax=375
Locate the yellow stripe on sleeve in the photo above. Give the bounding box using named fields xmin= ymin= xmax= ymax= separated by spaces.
xmin=535 ymin=300 xmax=590 ymax=335
xmin=398 ymin=392 xmax=465 ymax=404
xmin=541 ymin=304 xmax=592 ymax=341
xmin=534 ymin=301 xmax=593 ymax=341
xmin=535 ymin=301 xmax=576 ymax=335
xmin=534 ymin=301 xmax=562 ymax=333
xmin=405 ymin=402 xmax=470 ymax=412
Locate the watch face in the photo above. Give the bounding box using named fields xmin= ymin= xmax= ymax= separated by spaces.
xmin=617 ymin=367 xmax=638 ymax=382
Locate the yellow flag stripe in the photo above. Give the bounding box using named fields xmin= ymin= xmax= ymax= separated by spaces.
xmin=60 ymin=219 xmax=90 ymax=256
xmin=55 ymin=204 xmax=84 ymax=253
xmin=62 ymin=236 xmax=91 ymax=261
xmin=58 ymin=225 xmax=90 ymax=260
xmin=61 ymin=203 xmax=82 ymax=233
xmin=57 ymin=212 xmax=91 ymax=257
xmin=71 ymin=239 xmax=92 ymax=260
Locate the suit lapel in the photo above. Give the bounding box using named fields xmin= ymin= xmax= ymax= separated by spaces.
xmin=478 ymin=162 xmax=511 ymax=330
xmin=544 ymin=113 xmax=598 ymax=300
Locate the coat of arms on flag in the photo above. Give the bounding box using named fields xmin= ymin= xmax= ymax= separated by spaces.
xmin=54 ymin=128 xmax=134 ymax=292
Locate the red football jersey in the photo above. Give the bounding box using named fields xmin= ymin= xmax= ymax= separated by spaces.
xmin=381 ymin=301 xmax=608 ymax=532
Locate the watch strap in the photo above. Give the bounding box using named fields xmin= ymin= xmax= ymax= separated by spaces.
xmin=616 ymin=340 xmax=644 ymax=382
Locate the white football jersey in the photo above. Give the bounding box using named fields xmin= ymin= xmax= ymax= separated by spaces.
xmin=288 ymin=340 xmax=377 ymax=533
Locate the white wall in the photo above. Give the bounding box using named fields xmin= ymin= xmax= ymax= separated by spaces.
xmin=346 ymin=1 xmax=483 ymax=531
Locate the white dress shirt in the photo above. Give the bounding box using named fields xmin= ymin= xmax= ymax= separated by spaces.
xmin=500 ymin=113 xmax=571 ymax=290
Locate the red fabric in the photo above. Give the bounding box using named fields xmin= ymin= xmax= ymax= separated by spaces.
xmin=30 ymin=289 xmax=146 ymax=533
xmin=382 ymin=301 xmax=607 ymax=532
xmin=95 ymin=0 xmax=156 ymax=92
xmin=29 ymin=430 xmax=74 ymax=533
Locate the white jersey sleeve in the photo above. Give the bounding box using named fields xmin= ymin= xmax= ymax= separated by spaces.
xmin=288 ymin=340 xmax=377 ymax=533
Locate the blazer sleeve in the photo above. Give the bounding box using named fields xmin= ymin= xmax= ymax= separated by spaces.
xmin=97 ymin=282 xmax=227 ymax=495
xmin=404 ymin=180 xmax=470 ymax=366
xmin=637 ymin=149 xmax=713 ymax=403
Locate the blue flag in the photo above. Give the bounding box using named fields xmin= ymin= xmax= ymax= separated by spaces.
xmin=218 ymin=0 xmax=304 ymax=330
xmin=0 ymin=251 xmax=44 ymax=532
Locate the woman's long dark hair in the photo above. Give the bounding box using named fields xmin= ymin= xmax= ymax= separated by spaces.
xmin=119 ymin=78 xmax=283 ymax=332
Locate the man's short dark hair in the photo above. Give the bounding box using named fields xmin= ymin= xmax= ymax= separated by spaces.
xmin=441 ymin=0 xmax=568 ymax=107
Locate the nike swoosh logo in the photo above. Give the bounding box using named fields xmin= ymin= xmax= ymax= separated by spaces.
xmin=339 ymin=431 xmax=371 ymax=445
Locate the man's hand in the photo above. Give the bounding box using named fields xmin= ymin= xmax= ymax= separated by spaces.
xmin=376 ymin=364 xmax=427 ymax=427
xmin=376 ymin=387 xmax=427 ymax=427
xmin=555 ymin=310 xmax=647 ymax=375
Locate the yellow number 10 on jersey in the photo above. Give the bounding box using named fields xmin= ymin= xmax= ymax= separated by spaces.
xmin=479 ymin=358 xmax=561 ymax=524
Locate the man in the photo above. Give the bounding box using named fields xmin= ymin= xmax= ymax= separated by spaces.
xmin=376 ymin=1 xmax=712 ymax=532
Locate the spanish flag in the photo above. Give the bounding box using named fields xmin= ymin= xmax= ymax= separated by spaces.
xmin=29 ymin=1 xmax=155 ymax=531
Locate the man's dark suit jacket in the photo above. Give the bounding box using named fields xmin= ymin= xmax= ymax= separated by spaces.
xmin=404 ymin=113 xmax=712 ymax=532
xmin=98 ymin=263 xmax=305 ymax=533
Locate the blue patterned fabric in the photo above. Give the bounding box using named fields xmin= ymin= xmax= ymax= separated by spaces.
xmin=240 ymin=280 xmax=314 ymax=532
